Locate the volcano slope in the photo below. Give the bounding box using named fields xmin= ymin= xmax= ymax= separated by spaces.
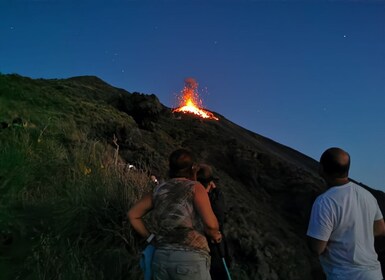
xmin=1 ymin=73 xmax=383 ymax=280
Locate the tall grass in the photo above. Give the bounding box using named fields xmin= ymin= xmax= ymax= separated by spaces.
xmin=0 ymin=123 xmax=154 ymax=280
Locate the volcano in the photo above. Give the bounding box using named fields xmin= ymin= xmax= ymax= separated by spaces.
xmin=1 ymin=73 xmax=384 ymax=280
xmin=172 ymin=77 xmax=219 ymax=120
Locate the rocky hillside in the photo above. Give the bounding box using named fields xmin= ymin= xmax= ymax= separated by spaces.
xmin=0 ymin=73 xmax=356 ymax=279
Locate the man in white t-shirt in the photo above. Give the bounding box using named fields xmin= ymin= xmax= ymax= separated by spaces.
xmin=307 ymin=147 xmax=385 ymax=280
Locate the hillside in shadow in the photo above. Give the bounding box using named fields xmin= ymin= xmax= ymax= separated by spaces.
xmin=2 ymin=73 xmax=378 ymax=279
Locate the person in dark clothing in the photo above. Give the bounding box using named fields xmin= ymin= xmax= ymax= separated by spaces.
xmin=197 ymin=164 xmax=231 ymax=280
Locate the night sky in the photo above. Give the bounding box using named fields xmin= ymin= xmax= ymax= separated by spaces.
xmin=1 ymin=1 xmax=384 ymax=190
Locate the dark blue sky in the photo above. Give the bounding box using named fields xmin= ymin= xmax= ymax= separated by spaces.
xmin=1 ymin=1 xmax=384 ymax=190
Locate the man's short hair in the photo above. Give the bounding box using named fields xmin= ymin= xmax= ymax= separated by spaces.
xmin=320 ymin=147 xmax=350 ymax=178
xmin=168 ymin=148 xmax=195 ymax=178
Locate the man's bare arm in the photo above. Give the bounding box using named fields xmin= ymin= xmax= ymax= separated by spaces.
xmin=308 ymin=236 xmax=328 ymax=256
xmin=374 ymin=219 xmax=385 ymax=237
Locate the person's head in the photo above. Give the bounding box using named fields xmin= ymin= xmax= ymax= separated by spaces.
xmin=168 ymin=148 xmax=195 ymax=179
xmin=196 ymin=164 xmax=218 ymax=193
xmin=319 ymin=147 xmax=350 ymax=185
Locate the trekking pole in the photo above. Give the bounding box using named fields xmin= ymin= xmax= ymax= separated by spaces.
xmin=216 ymin=242 xmax=232 ymax=280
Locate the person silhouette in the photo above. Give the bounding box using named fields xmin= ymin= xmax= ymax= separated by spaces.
xmin=128 ymin=149 xmax=222 ymax=280
xmin=307 ymin=147 xmax=385 ymax=280
xmin=197 ymin=164 xmax=231 ymax=280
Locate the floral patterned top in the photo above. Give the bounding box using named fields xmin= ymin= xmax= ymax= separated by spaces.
xmin=152 ymin=178 xmax=209 ymax=254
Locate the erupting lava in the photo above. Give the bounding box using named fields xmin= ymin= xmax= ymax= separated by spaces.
xmin=173 ymin=78 xmax=219 ymax=120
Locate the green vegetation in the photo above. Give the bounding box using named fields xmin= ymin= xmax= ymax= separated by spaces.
xmin=0 ymin=74 xmax=152 ymax=279
xmin=0 ymin=73 xmax=325 ymax=280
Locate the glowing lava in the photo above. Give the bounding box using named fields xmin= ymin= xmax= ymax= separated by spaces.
xmin=173 ymin=78 xmax=219 ymax=120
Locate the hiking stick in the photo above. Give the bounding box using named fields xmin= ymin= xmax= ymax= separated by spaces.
xmin=216 ymin=242 xmax=232 ymax=280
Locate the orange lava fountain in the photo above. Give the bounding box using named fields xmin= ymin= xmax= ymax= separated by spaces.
xmin=173 ymin=78 xmax=219 ymax=120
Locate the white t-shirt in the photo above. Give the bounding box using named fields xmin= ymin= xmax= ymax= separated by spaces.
xmin=307 ymin=182 xmax=383 ymax=280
